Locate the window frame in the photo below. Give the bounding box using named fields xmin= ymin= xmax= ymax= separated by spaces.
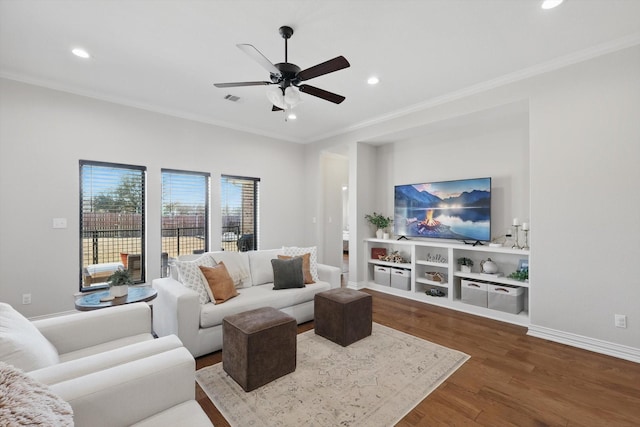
xmin=79 ymin=160 xmax=146 ymax=291
xmin=161 ymin=168 xmax=210 ymax=276
xmin=221 ymin=175 xmax=260 ymax=252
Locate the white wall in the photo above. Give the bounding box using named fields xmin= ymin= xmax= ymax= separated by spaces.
xmin=528 ymin=46 xmax=640 ymax=351
xmin=307 ymin=44 xmax=640 ymax=357
xmin=320 ymin=153 xmax=348 ymax=268
xmin=0 ymin=78 xmax=308 ymax=317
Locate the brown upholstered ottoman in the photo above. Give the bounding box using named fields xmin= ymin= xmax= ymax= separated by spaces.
xmin=314 ymin=288 xmax=372 ymax=346
xmin=222 ymin=307 xmax=296 ymax=392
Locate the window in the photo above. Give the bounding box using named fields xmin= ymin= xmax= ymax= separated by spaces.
xmin=80 ymin=161 xmax=146 ymax=290
xmin=221 ymin=175 xmax=260 ymax=252
xmin=161 ymin=169 xmax=210 ymax=276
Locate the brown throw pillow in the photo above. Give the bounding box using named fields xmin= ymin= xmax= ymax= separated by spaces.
xmin=199 ymin=262 xmax=238 ymax=304
xmin=278 ymin=253 xmax=314 ymax=284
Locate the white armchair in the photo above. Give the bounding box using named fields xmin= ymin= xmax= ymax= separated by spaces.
xmin=0 ymin=302 xmax=213 ymax=426
xmin=0 ymin=302 xmax=181 ymax=384
xmin=33 ymin=302 xmax=154 ymax=361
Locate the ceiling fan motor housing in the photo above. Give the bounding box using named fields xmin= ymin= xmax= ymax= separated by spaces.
xmin=271 ymin=62 xmax=301 ymax=87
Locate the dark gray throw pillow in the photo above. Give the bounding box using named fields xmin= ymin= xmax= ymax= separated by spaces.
xmin=271 ymin=257 xmax=305 ymax=290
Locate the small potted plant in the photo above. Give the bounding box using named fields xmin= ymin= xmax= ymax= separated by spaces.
xmin=107 ymin=268 xmax=133 ymax=297
xmin=457 ymin=257 xmax=474 ymax=273
xmin=365 ymin=212 xmax=393 ymax=239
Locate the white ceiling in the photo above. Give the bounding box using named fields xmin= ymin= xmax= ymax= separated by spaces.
xmin=1 ymin=0 xmax=639 ymax=144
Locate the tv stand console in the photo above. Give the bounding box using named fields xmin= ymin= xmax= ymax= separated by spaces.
xmin=363 ymin=238 xmax=530 ymax=326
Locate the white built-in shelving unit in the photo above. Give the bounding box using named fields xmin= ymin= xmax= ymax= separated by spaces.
xmin=363 ymin=238 xmax=530 ymax=326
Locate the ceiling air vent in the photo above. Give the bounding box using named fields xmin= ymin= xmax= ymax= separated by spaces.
xmin=224 ymin=94 xmax=240 ymax=102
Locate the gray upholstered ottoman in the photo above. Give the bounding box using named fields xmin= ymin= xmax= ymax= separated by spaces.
xmin=222 ymin=307 xmax=296 ymax=392
xmin=314 ymin=288 xmax=372 ymax=346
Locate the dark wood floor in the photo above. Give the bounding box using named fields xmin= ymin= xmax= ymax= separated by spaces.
xmin=195 ymin=289 xmax=640 ymax=426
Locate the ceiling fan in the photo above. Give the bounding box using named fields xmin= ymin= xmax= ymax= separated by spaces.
xmin=214 ymin=26 xmax=350 ymax=112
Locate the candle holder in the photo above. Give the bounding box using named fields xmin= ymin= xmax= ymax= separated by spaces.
xmin=512 ymin=225 xmax=521 ymax=249
xmin=522 ymin=228 xmax=530 ymax=250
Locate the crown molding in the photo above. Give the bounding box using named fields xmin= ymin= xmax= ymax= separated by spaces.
xmin=310 ymin=33 xmax=640 ymax=144
xmin=0 ymin=71 xmax=302 ymax=144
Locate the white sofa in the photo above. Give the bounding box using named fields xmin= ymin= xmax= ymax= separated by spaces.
xmin=152 ymin=248 xmax=342 ymax=357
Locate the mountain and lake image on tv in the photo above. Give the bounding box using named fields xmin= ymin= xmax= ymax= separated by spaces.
xmin=394 ymin=177 xmax=491 ymax=242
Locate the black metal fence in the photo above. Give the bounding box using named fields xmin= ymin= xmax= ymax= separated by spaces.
xmin=161 ymin=227 xmax=206 ymax=258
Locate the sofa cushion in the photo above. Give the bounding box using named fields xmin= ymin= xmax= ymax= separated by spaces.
xmin=199 ymin=281 xmax=332 ymax=329
xmin=271 ymin=257 xmax=305 ymax=290
xmin=173 ymin=255 xmax=215 ymax=304
xmin=0 ymin=303 xmax=60 ymax=372
xmin=247 ymin=249 xmax=281 ymax=286
xmin=209 ymin=251 xmax=251 ymax=288
xmin=57 ymin=333 xmax=154 ymax=363
xmin=281 ymin=246 xmax=319 ymax=282
xmin=278 ymin=253 xmax=314 ymax=284
xmin=199 ymin=263 xmax=238 ymax=304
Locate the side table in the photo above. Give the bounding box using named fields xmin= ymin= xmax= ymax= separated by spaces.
xmin=75 ymin=286 xmax=157 ymax=311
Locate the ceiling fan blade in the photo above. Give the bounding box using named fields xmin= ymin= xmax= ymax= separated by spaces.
xmin=298 ymin=84 xmax=345 ymax=104
xmin=237 ymin=44 xmax=282 ymax=77
xmin=272 ymin=105 xmax=284 ymax=112
xmin=297 ymin=56 xmax=350 ymax=81
xmin=213 ymin=81 xmax=271 ymax=88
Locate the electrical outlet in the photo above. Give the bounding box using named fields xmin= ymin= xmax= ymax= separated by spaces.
xmin=22 ymin=294 xmax=31 ymax=305
xmin=52 ymin=218 xmax=67 ymax=229
xmin=615 ymin=314 xmax=627 ymax=328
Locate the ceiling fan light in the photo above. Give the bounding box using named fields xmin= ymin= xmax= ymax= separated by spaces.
xmin=284 ymin=86 xmax=301 ymax=107
xmin=266 ymin=86 xmax=286 ymax=109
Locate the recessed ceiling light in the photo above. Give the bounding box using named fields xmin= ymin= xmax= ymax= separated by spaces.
xmin=541 ymin=0 xmax=564 ymax=9
xmin=72 ymin=48 xmax=91 ymax=59
xmin=287 ymin=113 xmax=297 ymax=120
xmin=367 ymin=76 xmax=379 ymax=85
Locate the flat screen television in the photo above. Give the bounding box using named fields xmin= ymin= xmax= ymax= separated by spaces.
xmin=394 ymin=177 xmax=491 ymax=242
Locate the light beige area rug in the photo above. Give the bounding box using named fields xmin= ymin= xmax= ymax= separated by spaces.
xmin=196 ymin=322 xmax=469 ymax=427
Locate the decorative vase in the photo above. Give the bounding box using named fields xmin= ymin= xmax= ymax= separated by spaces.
xmin=383 ymin=232 xmax=390 ymax=240
xmin=376 ymin=229 xmax=384 ymax=239
xmin=481 ymin=258 xmax=498 ymax=274
xmin=110 ymin=285 xmax=128 ymax=297
xmin=460 ymin=265 xmax=471 ymax=273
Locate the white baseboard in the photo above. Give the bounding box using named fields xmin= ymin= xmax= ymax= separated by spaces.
xmin=347 ymin=280 xmax=367 ymax=290
xmin=527 ymin=325 xmax=640 ymax=364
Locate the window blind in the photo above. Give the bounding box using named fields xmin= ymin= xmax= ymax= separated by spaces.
xmin=79 ymin=161 xmax=146 ymax=289
xmin=221 ymin=175 xmax=260 ymax=251
xmin=161 ymin=169 xmax=210 ymax=276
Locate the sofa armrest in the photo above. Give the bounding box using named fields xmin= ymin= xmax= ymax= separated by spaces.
xmin=50 ymin=347 xmax=195 ymax=427
xmin=152 ymin=277 xmax=201 ymax=357
xmin=317 ymin=263 xmax=342 ymax=289
xmin=29 ymin=334 xmax=184 ymax=386
xmin=32 ymin=302 xmax=151 ymax=355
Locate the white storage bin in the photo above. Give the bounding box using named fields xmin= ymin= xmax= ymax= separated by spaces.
xmin=373 ymin=266 xmax=391 ymax=286
xmin=488 ymin=284 xmax=525 ymax=314
xmin=390 ymin=268 xmax=411 ymax=290
xmin=461 ymin=279 xmax=488 ymax=307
